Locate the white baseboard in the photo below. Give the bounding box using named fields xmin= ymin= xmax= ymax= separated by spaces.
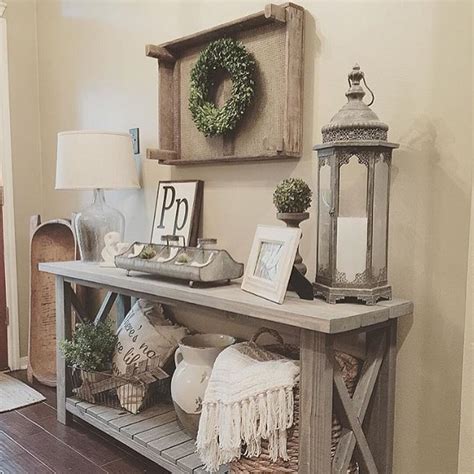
xmin=19 ymin=356 xmax=28 ymax=370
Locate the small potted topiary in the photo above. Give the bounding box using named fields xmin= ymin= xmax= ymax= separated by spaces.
xmin=60 ymin=321 xmax=117 ymax=401
xmin=273 ymin=178 xmax=313 ymax=275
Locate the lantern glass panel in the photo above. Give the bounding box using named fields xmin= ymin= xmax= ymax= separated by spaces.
xmin=337 ymin=155 xmax=368 ymax=282
xmin=318 ymin=161 xmax=331 ymax=274
xmin=372 ymin=156 xmax=389 ymax=280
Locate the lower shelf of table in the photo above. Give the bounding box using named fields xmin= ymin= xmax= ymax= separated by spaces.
xmin=66 ymin=397 xmax=227 ymax=474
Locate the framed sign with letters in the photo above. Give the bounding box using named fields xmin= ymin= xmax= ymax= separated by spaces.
xmin=151 ymin=180 xmax=203 ymax=246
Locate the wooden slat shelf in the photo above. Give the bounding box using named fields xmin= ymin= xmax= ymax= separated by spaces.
xmin=66 ymin=397 xmax=225 ymax=474
xmin=146 ymin=149 xmax=300 ymax=166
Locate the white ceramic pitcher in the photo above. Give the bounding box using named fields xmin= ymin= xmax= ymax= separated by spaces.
xmin=171 ymin=333 xmax=235 ymax=435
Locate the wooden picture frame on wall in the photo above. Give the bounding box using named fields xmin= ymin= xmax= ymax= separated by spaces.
xmin=150 ymin=180 xmax=203 ymax=246
xmin=146 ymin=2 xmax=304 ymax=166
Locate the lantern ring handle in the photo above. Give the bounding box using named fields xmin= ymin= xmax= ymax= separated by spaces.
xmin=362 ymin=76 xmax=375 ymax=107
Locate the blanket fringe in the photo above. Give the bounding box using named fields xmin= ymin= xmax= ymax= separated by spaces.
xmin=196 ymin=386 xmax=295 ymax=472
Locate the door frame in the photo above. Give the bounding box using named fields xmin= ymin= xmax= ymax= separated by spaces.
xmin=0 ymin=2 xmax=21 ymax=371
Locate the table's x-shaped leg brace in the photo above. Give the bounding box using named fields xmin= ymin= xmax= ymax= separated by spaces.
xmin=69 ymin=288 xmax=131 ymax=326
xmin=333 ymin=328 xmax=388 ymax=474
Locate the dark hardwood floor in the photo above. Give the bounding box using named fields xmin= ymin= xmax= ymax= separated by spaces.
xmin=0 ymin=371 xmax=169 ymax=473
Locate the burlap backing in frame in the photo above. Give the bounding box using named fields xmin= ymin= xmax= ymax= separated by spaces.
xmin=179 ymin=22 xmax=287 ymax=162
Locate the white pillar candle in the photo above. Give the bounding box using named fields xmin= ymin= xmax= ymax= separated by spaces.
xmin=336 ymin=217 xmax=367 ymax=283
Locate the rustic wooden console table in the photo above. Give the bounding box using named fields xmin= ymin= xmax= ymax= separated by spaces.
xmin=40 ymin=261 xmax=412 ymax=474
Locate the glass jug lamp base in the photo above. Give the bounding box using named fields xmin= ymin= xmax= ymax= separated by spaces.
xmin=75 ymin=189 xmax=125 ymax=262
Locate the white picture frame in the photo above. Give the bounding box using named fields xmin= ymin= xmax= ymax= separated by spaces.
xmin=151 ymin=180 xmax=203 ymax=246
xmin=241 ymin=225 xmax=301 ymax=304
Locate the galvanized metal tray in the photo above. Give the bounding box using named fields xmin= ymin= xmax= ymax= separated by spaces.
xmin=115 ymin=242 xmax=244 ymax=286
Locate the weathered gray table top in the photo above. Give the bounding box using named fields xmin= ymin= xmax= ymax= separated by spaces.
xmin=40 ymin=261 xmax=413 ymax=334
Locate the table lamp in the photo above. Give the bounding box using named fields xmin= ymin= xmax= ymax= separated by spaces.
xmin=56 ymin=130 xmax=140 ymax=262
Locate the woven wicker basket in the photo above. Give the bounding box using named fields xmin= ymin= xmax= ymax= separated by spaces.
xmin=230 ymin=328 xmax=360 ymax=473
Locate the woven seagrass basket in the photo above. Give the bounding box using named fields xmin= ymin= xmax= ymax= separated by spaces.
xmin=230 ymin=328 xmax=360 ymax=473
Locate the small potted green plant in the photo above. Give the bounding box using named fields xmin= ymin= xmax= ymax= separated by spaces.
xmin=60 ymin=321 xmax=117 ymax=372
xmin=273 ymin=178 xmax=313 ymax=275
xmin=60 ymin=321 xmax=117 ymax=401
xmin=59 ymin=322 xmax=117 ymax=403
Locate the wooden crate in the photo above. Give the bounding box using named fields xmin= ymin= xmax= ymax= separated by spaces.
xmin=146 ymin=2 xmax=304 ymax=166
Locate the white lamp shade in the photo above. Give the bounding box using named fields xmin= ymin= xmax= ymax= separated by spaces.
xmin=56 ymin=130 xmax=140 ymax=190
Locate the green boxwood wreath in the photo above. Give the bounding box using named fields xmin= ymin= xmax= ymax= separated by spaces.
xmin=189 ymin=38 xmax=256 ymax=137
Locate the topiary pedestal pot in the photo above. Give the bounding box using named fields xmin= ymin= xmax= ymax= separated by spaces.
xmin=276 ymin=212 xmax=309 ymax=276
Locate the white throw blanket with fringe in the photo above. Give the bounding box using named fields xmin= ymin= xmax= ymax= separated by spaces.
xmin=196 ymin=343 xmax=299 ymax=472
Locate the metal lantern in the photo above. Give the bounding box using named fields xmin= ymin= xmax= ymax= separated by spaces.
xmin=314 ymin=64 xmax=399 ymax=305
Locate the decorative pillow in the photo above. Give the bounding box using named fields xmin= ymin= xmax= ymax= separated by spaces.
xmin=112 ymin=299 xmax=187 ymax=413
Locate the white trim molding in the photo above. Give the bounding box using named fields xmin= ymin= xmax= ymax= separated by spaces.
xmin=19 ymin=356 xmax=28 ymax=370
xmin=0 ymin=4 xmax=21 ymax=370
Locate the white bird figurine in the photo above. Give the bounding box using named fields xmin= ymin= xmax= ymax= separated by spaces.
xmin=100 ymin=231 xmax=130 ymax=267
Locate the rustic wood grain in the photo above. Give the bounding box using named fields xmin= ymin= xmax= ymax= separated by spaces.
xmin=148 ymin=430 xmax=192 ymax=455
xmin=161 ymin=440 xmax=196 ymax=463
xmin=299 ymin=330 xmax=333 ymax=474
xmin=147 ymin=148 xmax=178 ymax=162
xmin=123 ymin=411 xmax=177 ymax=440
xmin=69 ymin=289 xmax=88 ymax=323
xmin=44 ymin=259 xmax=409 ymax=474
xmin=109 ymin=405 xmax=173 ymax=432
xmin=55 ymin=277 xmax=72 ymax=425
xmin=173 ymin=59 xmax=181 ymax=160
xmin=176 ymin=452 xmax=204 ymax=472
xmin=264 ymin=3 xmax=287 ymax=22
xmin=93 ymin=291 xmax=117 ymax=325
xmin=134 ymin=420 xmax=181 ymax=446
xmin=29 ymin=217 xmax=76 ymax=386
xmin=158 ymin=62 xmax=176 ymax=153
xmin=116 ymin=294 xmax=131 ymax=327
xmin=145 ymin=44 xmax=176 ymax=63
xmin=66 ymin=400 xmax=182 ymax=473
xmin=146 ymin=3 xmax=305 ymax=166
xmin=40 ymin=261 xmax=412 ymax=334
xmin=333 ymin=329 xmax=386 ymax=472
xmin=147 ymin=150 xmax=300 ymax=166
xmin=85 ymin=403 xmax=123 ymax=420
xmin=284 ymin=5 xmax=304 ymax=155
xmin=365 ymin=320 xmax=397 ymax=473
xmin=159 ymin=3 xmax=300 ymax=53
xmin=333 ymin=368 xmax=378 ymax=473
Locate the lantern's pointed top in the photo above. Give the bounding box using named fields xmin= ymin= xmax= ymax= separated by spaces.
xmin=321 ymin=64 xmax=388 ymax=143
xmin=346 ymin=64 xmax=366 ymax=102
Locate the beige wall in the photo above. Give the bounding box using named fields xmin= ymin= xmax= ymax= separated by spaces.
xmin=458 ymin=19 xmax=474 ymax=469
xmin=6 ymin=0 xmax=473 ymax=472
xmin=6 ymin=0 xmax=43 ymax=356
xmin=458 ymin=183 xmax=473 ymax=473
